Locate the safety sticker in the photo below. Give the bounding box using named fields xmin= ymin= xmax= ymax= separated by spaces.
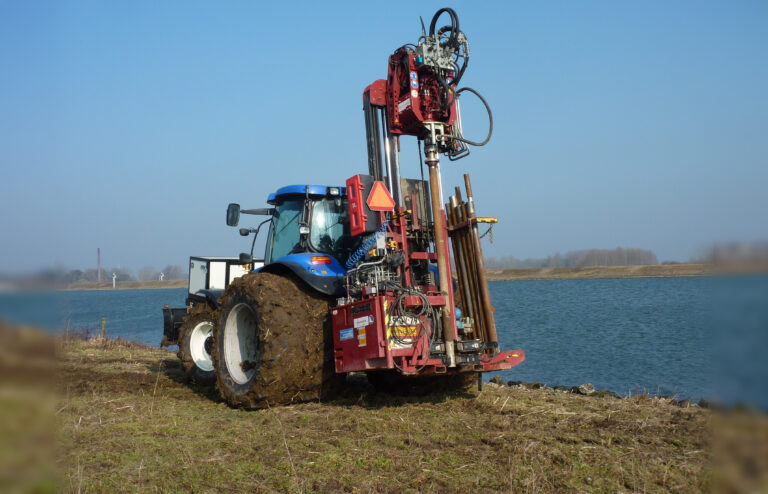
xmin=353 ymin=315 xmax=374 ymax=329
xmin=410 ymin=71 xmax=418 ymax=80
xmin=411 ymin=89 xmax=418 ymax=99
xmin=339 ymin=328 xmax=354 ymax=341
xmin=410 ymin=79 xmax=418 ymax=89
xmin=357 ymin=328 xmax=367 ymax=347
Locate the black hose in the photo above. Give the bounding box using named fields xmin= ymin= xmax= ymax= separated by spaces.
xmin=429 ymin=8 xmax=459 ymax=48
xmin=453 ymin=87 xmax=493 ymax=146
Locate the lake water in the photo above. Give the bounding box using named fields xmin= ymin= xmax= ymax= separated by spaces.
xmin=1 ymin=275 xmax=766 ymax=408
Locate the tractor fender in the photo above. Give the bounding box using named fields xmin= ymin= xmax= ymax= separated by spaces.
xmin=186 ymin=289 xmax=225 ymax=310
xmin=258 ymin=254 xmax=347 ymax=297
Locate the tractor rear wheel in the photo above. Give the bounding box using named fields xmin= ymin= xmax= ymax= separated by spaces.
xmin=212 ymin=271 xmax=341 ymax=409
xmin=177 ymin=304 xmax=216 ymax=385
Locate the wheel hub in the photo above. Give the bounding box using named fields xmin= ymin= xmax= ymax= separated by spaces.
xmin=189 ymin=321 xmax=214 ymax=372
xmin=223 ymin=302 xmax=261 ymax=385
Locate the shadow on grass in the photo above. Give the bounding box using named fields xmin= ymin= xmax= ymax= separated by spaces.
xmin=147 ymin=360 xmax=476 ymax=410
xmin=149 ymin=358 xmax=222 ymax=403
xmin=324 ymin=373 xmax=477 ymax=410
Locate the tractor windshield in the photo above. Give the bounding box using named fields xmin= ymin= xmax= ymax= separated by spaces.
xmin=265 ymin=199 xmax=304 ymax=263
xmin=310 ymin=197 xmax=351 ymax=262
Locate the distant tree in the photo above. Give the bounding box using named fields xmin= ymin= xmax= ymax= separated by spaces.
xmin=111 ymin=267 xmax=134 ymax=282
xmin=162 ymin=265 xmax=187 ymax=280
xmin=138 ymin=266 xmax=159 ymax=281
xmin=485 ymin=247 xmax=658 ymax=269
xmin=82 ymin=268 xmax=109 ymax=282
xmin=65 ymin=269 xmax=83 ymax=283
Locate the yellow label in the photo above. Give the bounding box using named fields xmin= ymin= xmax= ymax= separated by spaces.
xmin=390 ymin=325 xmax=419 ymax=338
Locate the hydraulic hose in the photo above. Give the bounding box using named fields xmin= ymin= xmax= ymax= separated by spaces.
xmin=453 ymin=87 xmax=493 ymax=147
xmin=429 ymin=8 xmax=459 ymax=48
xmin=345 ymin=221 xmax=389 ymax=269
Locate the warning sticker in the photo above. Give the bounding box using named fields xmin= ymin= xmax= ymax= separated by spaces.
xmin=397 ymin=97 xmax=411 ymax=113
xmin=358 ymin=328 xmax=367 ymax=347
xmin=353 ymin=316 xmax=367 ymax=329
xmin=353 ymin=315 xmax=374 ymax=329
xmin=339 ymin=328 xmax=354 ymax=341
xmin=411 ymin=89 xmax=418 ymax=99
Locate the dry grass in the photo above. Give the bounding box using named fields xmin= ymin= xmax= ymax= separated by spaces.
xmin=1 ymin=321 xmax=764 ymax=493
xmin=49 ymin=339 xmax=728 ymax=493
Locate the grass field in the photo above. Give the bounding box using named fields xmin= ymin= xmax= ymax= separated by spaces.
xmin=2 ymin=329 xmax=766 ymax=493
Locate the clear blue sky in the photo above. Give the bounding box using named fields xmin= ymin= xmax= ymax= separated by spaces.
xmin=1 ymin=1 xmax=766 ymax=273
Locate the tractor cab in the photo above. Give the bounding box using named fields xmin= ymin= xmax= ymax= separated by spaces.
xmin=227 ymin=185 xmax=354 ymax=296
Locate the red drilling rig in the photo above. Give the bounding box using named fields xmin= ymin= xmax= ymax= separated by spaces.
xmin=333 ymin=7 xmax=524 ymax=383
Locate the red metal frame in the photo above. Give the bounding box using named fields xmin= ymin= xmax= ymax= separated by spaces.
xmin=332 ymin=202 xmax=525 ymax=376
xmin=385 ymin=48 xmax=457 ymax=138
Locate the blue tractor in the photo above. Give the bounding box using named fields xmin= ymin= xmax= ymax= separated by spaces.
xmin=163 ymin=184 xmax=353 ymax=391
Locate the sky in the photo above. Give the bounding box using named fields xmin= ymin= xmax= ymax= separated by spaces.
xmin=1 ymin=1 xmax=766 ymax=274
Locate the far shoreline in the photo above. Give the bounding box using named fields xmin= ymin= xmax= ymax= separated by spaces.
xmin=62 ymin=279 xmax=188 ymax=291
xmin=486 ymin=263 xmax=768 ymax=281
xmin=55 ymin=263 xmax=768 ymax=291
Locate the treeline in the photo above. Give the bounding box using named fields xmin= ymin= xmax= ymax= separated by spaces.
xmin=692 ymin=241 xmax=768 ymax=264
xmin=485 ymin=248 xmax=659 ymax=269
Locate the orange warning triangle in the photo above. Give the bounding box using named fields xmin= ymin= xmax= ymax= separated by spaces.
xmin=366 ymin=181 xmax=395 ymax=211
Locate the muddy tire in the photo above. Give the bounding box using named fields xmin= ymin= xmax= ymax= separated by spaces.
xmin=212 ymin=271 xmax=341 ymax=409
xmin=367 ymin=370 xmax=478 ymax=396
xmin=177 ymin=305 xmax=216 ymax=385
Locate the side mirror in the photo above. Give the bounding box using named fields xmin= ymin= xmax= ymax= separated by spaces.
xmin=239 ymin=252 xmax=253 ymax=264
xmin=226 ymin=203 xmax=241 ymax=226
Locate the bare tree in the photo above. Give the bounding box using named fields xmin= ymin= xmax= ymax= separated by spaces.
xmin=162 ymin=265 xmax=187 ymax=280
xmin=485 ymin=247 xmax=658 ymax=268
xmin=138 ymin=266 xmax=159 ymax=281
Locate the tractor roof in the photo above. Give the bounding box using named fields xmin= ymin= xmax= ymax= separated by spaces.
xmin=267 ymin=185 xmax=346 ymax=204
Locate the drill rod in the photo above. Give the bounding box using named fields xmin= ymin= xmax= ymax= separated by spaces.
xmin=447 ymin=195 xmax=474 ymax=339
xmin=456 ymin=193 xmax=487 ymax=343
xmin=464 ymin=174 xmax=499 ymax=348
xmin=424 ymin=140 xmax=456 ymax=367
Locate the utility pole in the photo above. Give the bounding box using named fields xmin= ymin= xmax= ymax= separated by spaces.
xmin=97 ymin=248 xmax=101 ymax=283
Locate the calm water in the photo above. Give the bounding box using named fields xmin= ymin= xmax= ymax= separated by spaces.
xmin=1 ymin=276 xmax=766 ymax=408
xmin=0 ymin=288 xmax=187 ymax=346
